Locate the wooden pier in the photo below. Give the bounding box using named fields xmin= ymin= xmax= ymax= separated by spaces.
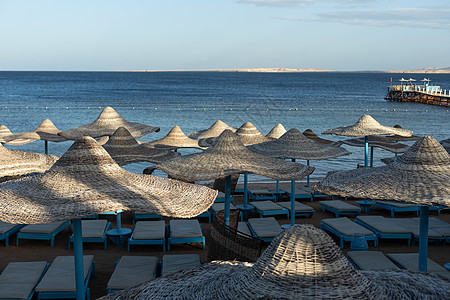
xmin=385 ymin=79 xmax=450 ymax=107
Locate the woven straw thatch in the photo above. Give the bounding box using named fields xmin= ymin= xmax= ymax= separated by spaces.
xmin=156 ymin=130 xmax=314 ymax=182
xmin=315 ymin=136 xmax=450 ymax=206
xmin=235 ymin=122 xmax=275 ymax=146
xmin=0 ymin=125 xmax=13 ymax=143
xmin=340 ymin=136 xmax=410 ymax=153
xmin=266 ymin=123 xmax=287 ymax=139
xmin=0 ymin=137 xmax=217 ymax=224
xmin=322 ymin=115 xmax=412 ymax=137
xmin=249 ymin=128 xmax=351 ymax=160
xmin=58 ymin=106 xmax=160 ymax=140
xmin=102 ymin=127 xmax=179 ymax=166
xmin=385 ymin=125 xmax=420 ymax=141
xmin=2 ymin=119 xmax=66 ymax=145
xmin=101 ymin=224 xmax=450 ymax=300
xmin=144 ymin=126 xmax=205 ymax=150
xmin=188 ymin=120 xmax=236 ymax=140
xmin=0 ymin=144 xmax=59 ymax=177
xmin=441 ymin=138 xmax=450 ymax=153
xmin=302 ymin=129 xmax=340 ymax=146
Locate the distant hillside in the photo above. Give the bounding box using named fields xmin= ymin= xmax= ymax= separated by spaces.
xmin=384 ymin=67 xmax=450 ymax=74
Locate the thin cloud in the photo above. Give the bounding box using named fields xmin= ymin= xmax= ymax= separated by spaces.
xmin=238 ymin=0 xmax=364 ymax=7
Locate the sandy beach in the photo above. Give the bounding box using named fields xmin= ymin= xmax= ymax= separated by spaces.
xmin=0 ymin=180 xmax=448 ymax=298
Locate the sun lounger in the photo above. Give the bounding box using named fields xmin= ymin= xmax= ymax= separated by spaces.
xmin=35 ymin=255 xmax=95 ymax=299
xmin=161 ymin=254 xmax=201 ymax=277
xmin=106 ymin=256 xmax=158 ymax=294
xmin=283 ymin=187 xmax=313 ymax=202
xmin=248 ymin=189 xmax=277 ymax=201
xmin=373 ymin=200 xmax=419 ymax=217
xmin=214 ymin=192 xmax=234 ymax=204
xmin=249 ymin=201 xmax=289 ymax=218
xmin=208 ymin=203 xmax=237 ymax=221
xmin=354 ymin=216 xmax=412 ymax=245
xmin=347 ymin=251 xmax=400 ymax=271
xmin=411 ymin=217 xmax=450 ymax=244
xmin=0 ymin=221 xmax=25 ymax=247
xmin=392 ymin=218 xmax=446 ymax=245
xmin=321 ymin=217 xmax=378 ymax=248
xmin=68 ymin=220 xmax=112 ymax=250
xmin=387 ymin=253 xmax=450 ymax=280
xmin=247 ymin=217 xmax=282 ymax=242
xmin=168 ymin=219 xmax=205 ymax=251
xmin=237 ymin=222 xmax=252 ymax=236
xmin=16 ymin=221 xmax=71 ymax=247
xmin=277 ymin=201 xmax=314 ymax=218
xmin=127 ymin=220 xmax=166 ymax=251
xmin=319 ymin=200 xmax=360 ymax=218
xmin=0 ymin=261 xmax=48 ymax=300
xmin=132 ymin=211 xmax=163 ymax=224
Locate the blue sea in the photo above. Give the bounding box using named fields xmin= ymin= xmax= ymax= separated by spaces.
xmin=0 ymin=71 xmax=449 ymax=182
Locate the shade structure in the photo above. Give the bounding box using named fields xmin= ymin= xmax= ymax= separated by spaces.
xmin=0 ymin=143 xmax=59 ymax=178
xmin=156 ymin=130 xmax=314 ymax=225
xmin=0 ymin=136 xmax=217 ymax=300
xmin=302 ymin=129 xmax=340 ymax=146
xmin=440 ymin=138 xmax=450 ymax=153
xmin=265 ymin=123 xmax=287 ymax=139
xmin=102 ymin=225 xmax=450 ymax=300
xmin=339 ymin=136 xmax=410 ymax=154
xmin=144 ymin=125 xmax=205 ymax=150
xmin=102 ymin=127 xmax=179 ymax=166
xmin=248 ymin=128 xmax=350 ymax=226
xmin=322 ymin=115 xmax=412 ymax=167
xmin=2 ymin=119 xmax=66 ymax=146
xmin=0 ymin=125 xmax=13 ymax=143
xmin=315 ymin=136 xmax=450 ymax=272
xmin=58 ymin=106 xmax=160 ymax=140
xmin=385 ymin=125 xmax=420 ymax=142
xmin=188 ymin=120 xmax=236 ymax=140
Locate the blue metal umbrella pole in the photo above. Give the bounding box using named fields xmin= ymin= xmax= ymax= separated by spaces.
xmin=364 ymin=136 xmax=369 ymax=167
xmin=224 ymin=175 xmax=231 ymax=226
xmin=290 ymin=178 xmax=295 ymax=227
xmin=244 ymin=173 xmax=248 ymax=206
xmin=44 ymin=140 xmax=49 ymax=155
xmin=72 ymin=218 xmax=85 ymax=300
xmin=418 ymin=205 xmax=429 ymax=272
xmin=306 ymin=160 xmax=310 ymax=187
xmin=370 ymin=147 xmax=374 ymax=167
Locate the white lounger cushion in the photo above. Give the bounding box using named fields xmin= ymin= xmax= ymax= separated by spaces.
xmin=387 ymin=253 xmax=450 ymax=279
xmin=237 ymin=222 xmax=252 ymax=236
xmin=248 ymin=217 xmax=282 ymax=238
xmin=412 ymin=217 xmax=450 ymax=236
xmin=210 ymin=203 xmax=237 ymax=212
xmin=81 ymin=220 xmax=107 ymax=238
xmin=36 ymin=255 xmax=94 ymax=292
xmin=170 ymin=220 xmax=202 ymax=238
xmin=0 ymin=221 xmax=18 ymax=234
xmin=348 ymin=251 xmax=399 ymax=271
xmin=319 ymin=200 xmax=359 ymax=210
xmin=322 ymin=217 xmax=374 ymax=236
xmin=393 ymin=219 xmax=443 ymax=237
xmin=277 ymin=201 xmax=314 ymax=212
xmin=132 ymin=221 xmax=165 ymax=240
xmin=250 ymin=201 xmax=283 ymax=211
xmin=249 ymin=189 xmax=271 ymax=194
xmin=107 ymin=256 xmax=157 ymax=290
xmin=376 ymin=200 xmax=416 ymax=208
xmin=20 ymin=221 xmax=67 ymax=234
xmin=356 ymin=216 xmax=411 ymax=234
xmin=162 ymin=254 xmax=201 ymax=277
xmin=0 ymin=261 xmax=47 ymax=299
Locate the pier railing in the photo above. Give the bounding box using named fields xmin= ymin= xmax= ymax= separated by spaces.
xmin=388 ymin=84 xmax=450 ymax=98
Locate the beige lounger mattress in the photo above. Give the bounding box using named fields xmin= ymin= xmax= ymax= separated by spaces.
xmin=132 ymin=221 xmax=165 ymax=240
xmin=170 ymin=220 xmax=202 ymax=238
xmin=81 ymin=220 xmax=108 ymax=238
xmin=107 ymin=256 xmax=158 ymax=290
xmin=347 ymin=251 xmax=399 ymax=271
xmin=277 ymin=201 xmax=314 ymax=212
xmin=322 ymin=217 xmax=374 ymax=236
xmin=0 ymin=261 xmax=48 ymax=299
xmin=0 ymin=221 xmax=19 ymax=234
xmin=356 ymin=216 xmax=411 ymax=234
xmin=250 ymin=201 xmax=284 ymax=211
xmin=247 ymin=217 xmax=282 ymax=238
xmin=20 ymin=221 xmax=67 ymax=234
xmin=319 ymin=200 xmax=359 ymax=210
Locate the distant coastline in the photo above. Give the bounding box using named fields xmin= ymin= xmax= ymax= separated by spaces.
xmin=117 ymin=67 xmax=450 ymax=74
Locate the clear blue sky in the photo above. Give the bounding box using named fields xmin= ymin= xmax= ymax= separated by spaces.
xmin=1 ymin=0 xmax=449 ymax=71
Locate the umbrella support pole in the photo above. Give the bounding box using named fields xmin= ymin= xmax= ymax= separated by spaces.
xmin=244 ymin=173 xmax=248 ymax=206
xmin=306 ymin=160 xmax=310 ymax=187
xmin=364 ymin=136 xmax=369 ymax=167
xmin=418 ymin=206 xmax=429 ymax=272
xmin=276 ymin=180 xmax=280 ymax=193
xmin=290 ymin=179 xmax=295 ymax=227
xmin=370 ymin=147 xmax=374 ymax=167
xmin=44 ymin=140 xmax=49 ymax=155
xmin=224 ymin=175 xmax=231 ymax=226
xmin=73 ymin=219 xmax=85 ymax=300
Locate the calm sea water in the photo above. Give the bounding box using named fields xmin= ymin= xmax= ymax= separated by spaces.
xmin=0 ymin=71 xmax=449 ymax=182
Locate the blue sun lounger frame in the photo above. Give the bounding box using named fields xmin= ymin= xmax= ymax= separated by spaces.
xmin=68 ymin=221 xmax=112 ymax=250
xmin=167 ymin=220 xmax=205 ymax=251
xmin=132 ymin=213 xmax=163 ymax=224
xmin=17 ymin=221 xmax=71 ymax=247
xmin=372 ymin=201 xmax=419 ymax=218
xmin=320 ymin=220 xmax=378 ymax=248
xmin=319 ymin=201 xmax=360 ymax=218
xmin=354 ymin=217 xmax=412 ymax=245
xmin=0 ymin=224 xmax=26 ymax=247
xmin=127 ymin=222 xmax=167 ymax=252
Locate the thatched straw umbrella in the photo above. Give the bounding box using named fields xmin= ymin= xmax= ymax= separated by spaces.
xmin=101 ymin=225 xmax=450 ymax=300
xmin=188 ymin=120 xmax=236 ymax=140
xmin=2 ymin=119 xmax=67 ymax=154
xmin=302 ymin=129 xmax=340 ymax=146
xmin=0 ymin=137 xmax=217 ymax=300
xmin=322 ymin=115 xmax=412 ymax=167
xmin=103 ymin=127 xmax=178 ymax=166
xmin=156 ymin=130 xmax=314 ymax=225
xmin=0 ymin=125 xmax=13 ymax=143
xmin=315 ymin=136 xmax=450 ymax=272
xmin=249 ymin=128 xmax=350 ymax=227
xmin=265 ymin=123 xmax=287 ymax=139
xmin=144 ymin=126 xmax=205 ymax=150
xmin=59 ymin=106 xmax=160 ymax=140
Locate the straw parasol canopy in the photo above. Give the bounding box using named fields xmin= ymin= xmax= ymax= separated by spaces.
xmin=0 ymin=143 xmax=59 ymax=178
xmin=384 ymin=125 xmax=420 ymax=142
xmin=188 ymin=120 xmax=236 ymax=140
xmin=0 ymin=125 xmax=13 ymax=143
xmin=249 ymin=128 xmax=351 ymax=160
xmin=102 ymin=127 xmax=179 ymax=166
xmin=102 ymin=225 xmax=450 ymax=300
xmin=265 ymin=123 xmax=287 ymax=139
xmin=322 ymin=115 xmax=412 ymax=138
xmin=156 ymin=130 xmax=314 ymax=182
xmin=143 ymin=126 xmax=205 ymax=150
xmin=235 ymin=122 xmax=275 ymax=146
xmin=0 ymin=136 xmax=218 ymax=224
xmin=302 ymin=129 xmax=340 ymax=146
xmin=315 ymin=136 xmax=450 ymax=206
xmin=58 ymin=106 xmax=160 ymax=140
xmin=339 ymin=136 xmax=410 ymax=154
xmin=441 ymin=138 xmax=450 ymax=153
xmin=2 ymin=119 xmax=66 ymax=145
